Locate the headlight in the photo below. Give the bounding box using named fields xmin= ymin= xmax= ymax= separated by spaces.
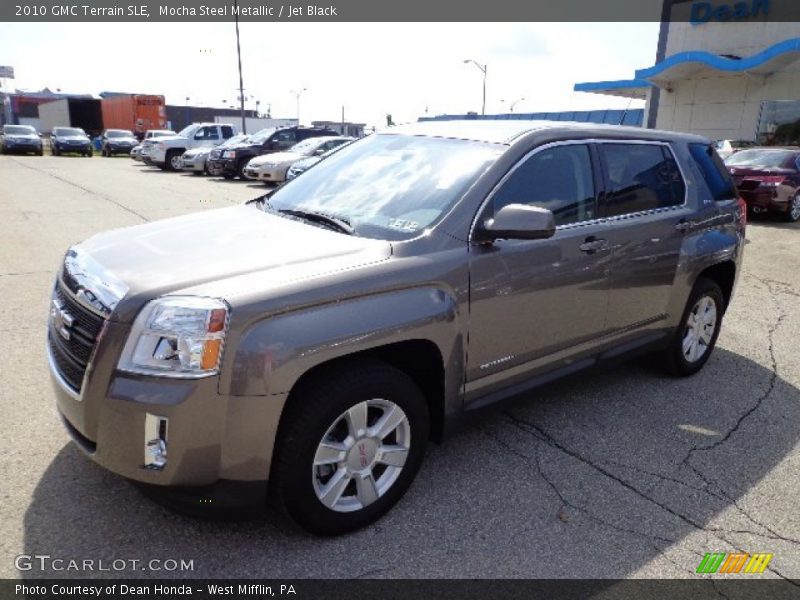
xmin=222 ymin=150 xmax=236 ymax=158
xmin=118 ymin=296 xmax=229 ymax=378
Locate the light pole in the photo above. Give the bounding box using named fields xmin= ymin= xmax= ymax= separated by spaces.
xmin=501 ymin=97 xmax=525 ymax=113
xmin=463 ymin=59 xmax=487 ymax=116
xmin=234 ymin=0 xmax=246 ymax=134
xmin=291 ymin=88 xmax=307 ymax=124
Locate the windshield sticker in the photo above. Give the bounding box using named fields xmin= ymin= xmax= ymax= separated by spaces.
xmin=387 ymin=218 xmax=420 ymax=232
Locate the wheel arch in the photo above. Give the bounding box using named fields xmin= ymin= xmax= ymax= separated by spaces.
xmin=696 ymin=260 xmax=736 ymax=312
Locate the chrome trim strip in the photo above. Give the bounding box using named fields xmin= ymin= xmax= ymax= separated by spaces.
xmin=469 ymin=138 xmax=691 ymax=242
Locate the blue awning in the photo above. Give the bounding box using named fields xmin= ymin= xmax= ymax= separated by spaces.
xmin=575 ymin=37 xmax=800 ymax=98
xmin=635 ymin=37 xmax=800 ymax=88
xmin=573 ymin=79 xmax=653 ymax=100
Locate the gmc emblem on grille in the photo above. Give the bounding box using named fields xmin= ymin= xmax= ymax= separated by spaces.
xmin=50 ymin=299 xmax=74 ymax=341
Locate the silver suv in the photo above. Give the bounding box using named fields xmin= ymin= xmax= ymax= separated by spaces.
xmin=47 ymin=121 xmax=745 ymax=535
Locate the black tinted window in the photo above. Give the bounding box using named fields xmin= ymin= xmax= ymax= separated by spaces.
xmin=221 ymin=126 xmax=234 ymax=139
xmin=689 ymin=143 xmax=736 ymax=201
xmin=493 ymin=144 xmax=596 ymax=226
xmin=601 ymin=144 xmax=685 ymax=217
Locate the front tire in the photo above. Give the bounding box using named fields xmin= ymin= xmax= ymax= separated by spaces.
xmin=165 ymin=150 xmax=182 ymax=172
xmin=271 ymin=360 xmax=429 ymax=535
xmin=661 ymin=277 xmax=724 ymax=377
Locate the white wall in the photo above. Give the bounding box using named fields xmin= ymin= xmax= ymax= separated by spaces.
xmin=654 ymin=20 xmax=800 ymax=140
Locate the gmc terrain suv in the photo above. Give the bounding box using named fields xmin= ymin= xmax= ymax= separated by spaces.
xmin=47 ymin=121 xmax=745 ymax=535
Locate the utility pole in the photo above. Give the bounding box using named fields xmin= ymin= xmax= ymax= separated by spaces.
xmin=234 ymin=0 xmax=246 ymax=134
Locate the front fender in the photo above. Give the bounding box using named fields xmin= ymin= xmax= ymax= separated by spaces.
xmin=225 ymin=287 xmax=463 ymax=400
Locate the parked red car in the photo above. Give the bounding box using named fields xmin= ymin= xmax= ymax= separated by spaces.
xmin=725 ymin=148 xmax=800 ymax=222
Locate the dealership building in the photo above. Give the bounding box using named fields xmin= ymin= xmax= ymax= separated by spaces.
xmin=575 ymin=0 xmax=800 ymax=143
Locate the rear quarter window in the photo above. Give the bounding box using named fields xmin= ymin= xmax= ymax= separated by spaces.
xmin=688 ymin=143 xmax=737 ymax=201
xmin=599 ymin=143 xmax=686 ymax=218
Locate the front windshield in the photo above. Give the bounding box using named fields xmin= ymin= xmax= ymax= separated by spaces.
xmin=222 ymin=134 xmax=248 ymax=147
xmin=55 ymin=128 xmax=86 ymax=136
xmin=106 ymin=130 xmax=133 ymax=138
xmin=5 ymin=125 xmax=35 ymax=135
xmin=726 ymin=149 xmax=794 ymax=168
xmin=265 ymin=134 xmax=503 ymax=241
xmin=247 ymin=128 xmax=277 ymax=144
xmin=177 ymin=125 xmax=197 ymax=137
xmin=288 ymin=137 xmax=326 ymax=154
xmin=151 ymin=130 xmax=174 ymax=137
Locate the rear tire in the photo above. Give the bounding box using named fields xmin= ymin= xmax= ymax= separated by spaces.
xmin=660 ymin=277 xmax=724 ymax=377
xmin=270 ymin=359 xmax=429 ymax=536
xmin=784 ymin=193 xmax=800 ymax=223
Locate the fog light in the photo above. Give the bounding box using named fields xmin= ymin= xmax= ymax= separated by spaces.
xmin=144 ymin=413 xmax=168 ymax=470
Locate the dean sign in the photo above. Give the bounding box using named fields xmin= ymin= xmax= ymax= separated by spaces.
xmin=690 ymin=0 xmax=770 ymax=24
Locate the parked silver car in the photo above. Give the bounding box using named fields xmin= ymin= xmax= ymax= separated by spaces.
xmin=180 ymin=134 xmax=249 ymax=175
xmin=48 ymin=121 xmax=745 ymax=535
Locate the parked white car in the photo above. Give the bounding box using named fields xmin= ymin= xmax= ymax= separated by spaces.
xmin=148 ymin=123 xmax=237 ymax=171
xmin=180 ymin=134 xmax=248 ymax=175
xmin=131 ymin=129 xmax=175 ymax=161
xmin=244 ymin=136 xmax=354 ymax=183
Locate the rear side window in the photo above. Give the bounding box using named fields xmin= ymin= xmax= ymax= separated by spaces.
xmin=600 ymin=143 xmax=686 ymax=217
xmin=493 ymin=144 xmax=597 ymax=226
xmin=688 ymin=143 xmax=737 ymax=201
xmin=221 ymin=126 xmax=234 ymax=139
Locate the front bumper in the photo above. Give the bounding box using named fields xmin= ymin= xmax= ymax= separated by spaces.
xmin=244 ymin=164 xmax=286 ymax=182
xmin=107 ymin=145 xmax=136 ymax=154
xmin=208 ymin=158 xmax=238 ymax=176
xmin=181 ymin=155 xmax=207 ymax=172
xmin=56 ymin=143 xmax=91 ymax=153
xmin=49 ymin=320 xmax=287 ymax=491
xmin=5 ymin=141 xmax=42 ymax=152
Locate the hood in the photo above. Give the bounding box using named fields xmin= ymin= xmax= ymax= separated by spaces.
xmin=7 ymin=133 xmax=39 ymax=140
xmin=109 ymin=137 xmax=137 ymax=144
xmin=59 ymin=135 xmax=90 ymax=141
xmin=73 ymin=204 xmax=391 ymax=322
xmin=153 ymin=135 xmax=189 ymax=144
xmin=249 ymin=151 xmax=303 ymax=167
xmin=183 ymin=148 xmax=210 ymax=157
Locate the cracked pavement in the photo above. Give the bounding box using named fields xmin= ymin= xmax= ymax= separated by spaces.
xmin=1 ymin=154 xmax=799 ymax=582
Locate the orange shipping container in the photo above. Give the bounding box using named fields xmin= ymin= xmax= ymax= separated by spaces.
xmin=101 ymin=95 xmax=167 ymax=136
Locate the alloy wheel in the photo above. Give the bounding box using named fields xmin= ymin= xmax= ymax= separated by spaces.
xmin=312 ymin=399 xmax=410 ymax=513
xmin=682 ymin=295 xmax=717 ymax=363
xmin=790 ymin=194 xmax=800 ymax=222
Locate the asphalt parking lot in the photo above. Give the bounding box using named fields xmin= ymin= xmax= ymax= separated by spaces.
xmin=1 ymin=153 xmax=800 ymax=581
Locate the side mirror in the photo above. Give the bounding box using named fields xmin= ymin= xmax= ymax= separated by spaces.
xmin=475 ymin=204 xmax=556 ymax=243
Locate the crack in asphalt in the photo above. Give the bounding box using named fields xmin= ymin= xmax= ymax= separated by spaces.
xmin=8 ymin=157 xmax=150 ymax=223
xmin=676 ymin=274 xmax=798 ymax=548
xmin=489 ymin=271 xmax=799 ymax=579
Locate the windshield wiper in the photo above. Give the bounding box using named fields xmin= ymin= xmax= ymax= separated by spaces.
xmin=278 ymin=208 xmax=354 ymax=235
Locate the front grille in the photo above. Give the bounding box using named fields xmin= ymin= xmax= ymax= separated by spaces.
xmin=49 ymin=281 xmax=107 ymax=393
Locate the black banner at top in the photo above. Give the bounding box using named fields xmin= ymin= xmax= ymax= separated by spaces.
xmin=1 ymin=0 xmax=800 ymax=22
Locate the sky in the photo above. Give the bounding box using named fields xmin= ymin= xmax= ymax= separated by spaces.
xmin=0 ymin=22 xmax=660 ymax=129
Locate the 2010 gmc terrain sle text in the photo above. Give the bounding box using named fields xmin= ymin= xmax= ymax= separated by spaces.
xmin=46 ymin=121 xmax=745 ymax=535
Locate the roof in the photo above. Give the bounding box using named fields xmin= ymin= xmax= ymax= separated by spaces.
xmin=381 ymin=119 xmax=706 ymax=145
